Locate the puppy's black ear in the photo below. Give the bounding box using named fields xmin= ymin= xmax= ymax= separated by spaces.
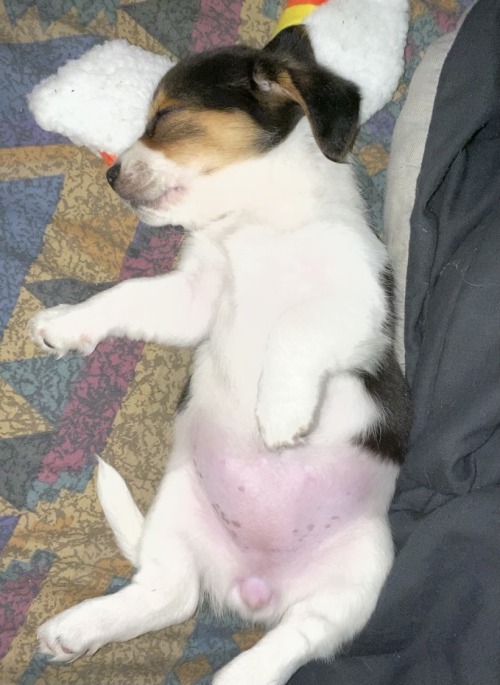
xmin=281 ymin=66 xmax=360 ymax=161
xmin=263 ymin=25 xmax=317 ymax=65
xmin=255 ymin=26 xmax=360 ymax=161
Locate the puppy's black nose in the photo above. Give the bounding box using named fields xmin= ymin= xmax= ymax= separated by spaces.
xmin=106 ymin=163 xmax=121 ymax=189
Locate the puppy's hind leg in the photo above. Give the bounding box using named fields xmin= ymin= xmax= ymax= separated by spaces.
xmin=214 ymin=520 xmax=394 ymax=685
xmin=38 ymin=463 xmax=200 ymax=662
xmin=213 ymin=595 xmax=362 ymax=685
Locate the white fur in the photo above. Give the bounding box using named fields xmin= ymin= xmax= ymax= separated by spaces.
xmin=31 ymin=118 xmax=398 ymax=683
xmin=28 ymin=40 xmax=172 ymax=155
xmin=95 ymin=457 xmax=143 ymax=566
xmin=30 ymin=3 xmax=408 ymax=683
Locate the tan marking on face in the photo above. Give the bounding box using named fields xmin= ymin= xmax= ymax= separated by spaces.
xmin=142 ymin=106 xmax=265 ymax=172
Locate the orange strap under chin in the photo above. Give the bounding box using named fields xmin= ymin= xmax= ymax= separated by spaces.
xmin=99 ymin=151 xmax=118 ymax=166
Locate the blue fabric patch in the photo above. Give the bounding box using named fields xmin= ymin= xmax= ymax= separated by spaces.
xmin=0 ymin=175 xmax=63 ymax=335
xmin=124 ymin=0 xmax=201 ymax=59
xmin=3 ymin=0 xmax=120 ymax=28
xmin=167 ymin=605 xmax=246 ymax=684
xmin=0 ymin=356 xmax=85 ymax=425
xmin=0 ymin=432 xmax=55 ymax=509
xmin=0 ymin=36 xmax=103 ymax=148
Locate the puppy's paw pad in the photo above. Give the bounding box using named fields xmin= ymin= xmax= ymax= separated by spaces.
xmin=257 ymin=417 xmax=310 ymax=451
xmin=256 ymin=395 xmax=314 ymax=451
xmin=37 ymin=637 xmax=81 ymax=663
xmin=37 ymin=622 xmax=89 ymax=663
xmin=29 ymin=306 xmax=98 ymax=357
xmin=256 ymin=386 xmax=316 ymax=450
xmin=36 ymin=599 xmax=113 ymax=663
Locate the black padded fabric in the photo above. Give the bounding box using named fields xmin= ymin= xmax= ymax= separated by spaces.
xmin=291 ymin=1 xmax=500 ymax=682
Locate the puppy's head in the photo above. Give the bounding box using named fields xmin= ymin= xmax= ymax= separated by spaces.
xmin=107 ymin=27 xmax=360 ymax=226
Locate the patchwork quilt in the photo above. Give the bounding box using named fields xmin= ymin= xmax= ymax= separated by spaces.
xmin=0 ymin=1 xmax=475 ymax=684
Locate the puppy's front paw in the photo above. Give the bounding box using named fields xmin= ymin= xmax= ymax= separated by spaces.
xmin=256 ymin=386 xmax=315 ymax=451
xmin=29 ymin=305 xmax=100 ymax=357
xmin=37 ymin=610 xmax=101 ymax=662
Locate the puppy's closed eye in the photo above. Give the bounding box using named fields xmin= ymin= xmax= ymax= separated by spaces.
xmin=146 ymin=105 xmax=185 ymax=137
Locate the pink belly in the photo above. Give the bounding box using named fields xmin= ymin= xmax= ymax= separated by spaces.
xmin=191 ymin=418 xmax=375 ymax=556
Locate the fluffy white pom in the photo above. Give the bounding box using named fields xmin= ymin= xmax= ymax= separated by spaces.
xmin=28 ymin=40 xmax=173 ymax=156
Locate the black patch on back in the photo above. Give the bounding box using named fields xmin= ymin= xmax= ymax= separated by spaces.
xmin=354 ymin=264 xmax=412 ymax=465
xmin=356 ymin=352 xmax=412 ymax=465
xmin=379 ymin=262 xmax=397 ymax=338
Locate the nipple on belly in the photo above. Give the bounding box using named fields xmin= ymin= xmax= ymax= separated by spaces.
xmin=238 ymin=576 xmax=274 ymax=611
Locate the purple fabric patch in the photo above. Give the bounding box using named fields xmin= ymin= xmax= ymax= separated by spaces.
xmin=0 ymin=550 xmax=55 ymax=658
xmin=38 ymin=337 xmax=144 ymax=484
xmin=190 ymin=0 xmax=243 ymax=52
xmin=38 ymin=225 xmax=184 ymax=485
xmin=0 ymin=36 xmax=103 ymax=148
xmin=0 ymin=516 xmax=19 ymax=553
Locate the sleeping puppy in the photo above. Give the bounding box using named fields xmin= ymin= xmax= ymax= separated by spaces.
xmin=30 ymin=16 xmax=411 ymax=685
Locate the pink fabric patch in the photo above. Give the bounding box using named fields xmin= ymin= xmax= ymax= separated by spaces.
xmin=190 ymin=0 xmax=243 ymax=52
xmin=435 ymin=10 xmax=460 ymax=34
xmin=0 ymin=551 xmax=53 ymax=658
xmin=39 ymin=227 xmax=184 ymax=485
xmin=38 ymin=338 xmax=144 ymax=485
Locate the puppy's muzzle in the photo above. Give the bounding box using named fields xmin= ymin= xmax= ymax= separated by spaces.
xmin=106 ymin=161 xmax=156 ymax=203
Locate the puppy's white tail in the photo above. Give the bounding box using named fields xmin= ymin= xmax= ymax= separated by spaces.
xmin=96 ymin=457 xmax=144 ymax=567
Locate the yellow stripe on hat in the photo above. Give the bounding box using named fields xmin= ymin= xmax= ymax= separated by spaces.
xmin=274 ymin=0 xmax=328 ymax=35
xmin=275 ymin=5 xmax=317 ymax=33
